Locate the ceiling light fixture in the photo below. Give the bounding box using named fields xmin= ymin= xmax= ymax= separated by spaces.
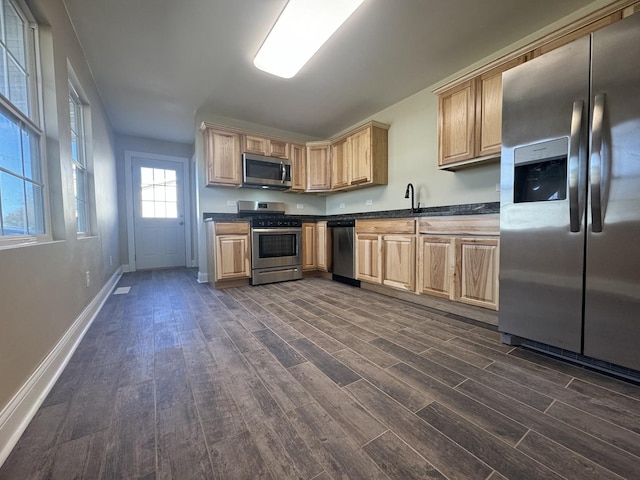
xmin=253 ymin=0 xmax=366 ymax=79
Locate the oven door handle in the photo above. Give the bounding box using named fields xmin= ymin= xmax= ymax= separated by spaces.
xmin=252 ymin=228 xmax=302 ymax=235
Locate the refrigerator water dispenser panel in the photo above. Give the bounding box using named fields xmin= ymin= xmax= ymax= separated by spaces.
xmin=514 ymin=138 xmax=568 ymax=203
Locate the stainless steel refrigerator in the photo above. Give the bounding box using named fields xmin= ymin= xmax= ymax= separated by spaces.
xmin=499 ymin=12 xmax=640 ymax=371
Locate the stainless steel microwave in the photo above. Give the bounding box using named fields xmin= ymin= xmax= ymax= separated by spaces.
xmin=242 ymin=153 xmax=292 ymax=190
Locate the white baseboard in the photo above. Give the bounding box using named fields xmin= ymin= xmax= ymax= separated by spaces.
xmin=0 ymin=267 xmax=123 ymax=468
xmin=197 ymin=271 xmax=208 ymax=283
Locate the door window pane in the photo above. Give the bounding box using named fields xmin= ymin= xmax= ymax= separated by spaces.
xmin=139 ymin=166 xmax=178 ymax=218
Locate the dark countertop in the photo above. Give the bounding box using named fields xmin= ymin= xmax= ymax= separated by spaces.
xmin=203 ymin=201 xmax=499 ymax=222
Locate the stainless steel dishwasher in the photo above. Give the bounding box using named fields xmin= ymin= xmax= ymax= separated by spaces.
xmin=327 ymin=219 xmax=360 ymax=287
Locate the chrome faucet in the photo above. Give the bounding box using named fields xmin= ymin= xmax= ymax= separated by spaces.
xmin=405 ymin=183 xmax=420 ymax=213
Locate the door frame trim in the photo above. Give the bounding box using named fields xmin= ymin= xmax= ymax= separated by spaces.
xmin=124 ymin=150 xmax=192 ymax=271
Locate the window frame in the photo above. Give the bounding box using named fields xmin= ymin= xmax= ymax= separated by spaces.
xmin=0 ymin=0 xmax=48 ymax=247
xmin=68 ymin=81 xmax=89 ymax=236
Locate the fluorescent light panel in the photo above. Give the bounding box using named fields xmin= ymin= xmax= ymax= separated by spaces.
xmin=254 ymin=0 xmax=365 ymax=79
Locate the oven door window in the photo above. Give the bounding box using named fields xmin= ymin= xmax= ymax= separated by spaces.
xmin=258 ymin=233 xmax=298 ymax=258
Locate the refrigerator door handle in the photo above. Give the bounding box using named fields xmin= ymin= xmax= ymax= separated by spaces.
xmin=569 ymin=100 xmax=584 ymax=232
xmin=590 ymin=93 xmax=605 ymax=233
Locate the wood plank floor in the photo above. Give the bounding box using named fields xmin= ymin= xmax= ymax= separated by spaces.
xmin=2 ymin=268 xmax=640 ymax=479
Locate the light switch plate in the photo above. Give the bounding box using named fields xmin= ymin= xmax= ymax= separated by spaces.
xmin=365 ymin=199 xmax=373 ymax=206
xmin=297 ymin=203 xmax=304 ymax=209
xmin=339 ymin=203 xmax=346 ymax=209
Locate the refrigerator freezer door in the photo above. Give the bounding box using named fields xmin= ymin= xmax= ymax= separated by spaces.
xmin=499 ymin=37 xmax=590 ymax=352
xmin=583 ymin=13 xmax=640 ymax=370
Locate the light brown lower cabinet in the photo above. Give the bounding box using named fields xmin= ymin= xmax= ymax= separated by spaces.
xmin=356 ymin=234 xmax=381 ymax=283
xmin=316 ymin=221 xmax=331 ymax=272
xmin=215 ymin=235 xmax=251 ymax=280
xmin=418 ymin=236 xmax=455 ymax=299
xmin=302 ymin=222 xmax=317 ymax=271
xmin=207 ymin=222 xmax=251 ymax=283
xmin=454 ymin=237 xmax=499 ymax=310
xmin=382 ymin=235 xmax=415 ymax=291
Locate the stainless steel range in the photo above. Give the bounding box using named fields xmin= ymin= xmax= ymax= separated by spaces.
xmin=237 ymin=201 xmax=302 ymax=286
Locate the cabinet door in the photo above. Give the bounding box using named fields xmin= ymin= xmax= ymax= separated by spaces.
xmin=356 ymin=234 xmax=381 ymax=283
xmin=243 ymin=134 xmax=268 ymax=155
xmin=215 ymin=234 xmax=250 ymax=280
xmin=316 ymin=221 xmax=331 ymax=272
xmin=382 ymin=235 xmax=416 ymax=291
xmin=307 ymin=144 xmax=331 ymax=191
xmin=331 ymin=138 xmax=350 ymax=190
xmin=476 ymin=57 xmax=524 ymax=157
xmin=203 ymin=129 xmax=241 ymax=186
xmin=532 ymin=12 xmax=622 ymax=57
xmin=418 ymin=236 xmax=454 ymax=299
xmin=302 ymin=223 xmax=317 ymax=271
xmin=290 ymin=143 xmax=307 ymax=191
xmin=455 ymin=237 xmax=499 ymax=310
xmin=438 ymin=80 xmax=476 ymax=167
xmin=350 ymin=127 xmax=371 ymax=185
xmin=269 ymin=139 xmax=289 ymax=158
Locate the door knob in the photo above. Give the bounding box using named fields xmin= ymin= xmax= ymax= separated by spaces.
xmin=179 ymin=221 xmax=184 ymax=225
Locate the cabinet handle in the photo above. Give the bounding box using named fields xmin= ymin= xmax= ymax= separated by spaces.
xmin=590 ymin=93 xmax=605 ymax=233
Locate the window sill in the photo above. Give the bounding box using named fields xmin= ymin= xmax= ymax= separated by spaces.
xmin=0 ymin=238 xmax=64 ymax=251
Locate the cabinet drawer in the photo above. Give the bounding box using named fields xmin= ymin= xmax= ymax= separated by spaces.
xmin=356 ymin=219 xmax=415 ymax=234
xmin=418 ymin=215 xmax=499 ymax=236
xmin=215 ymin=222 xmax=250 ymax=235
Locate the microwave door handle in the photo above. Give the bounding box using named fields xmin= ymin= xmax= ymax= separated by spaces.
xmin=281 ymin=162 xmax=285 ymax=184
xmin=568 ymin=100 xmax=583 ymax=233
xmin=590 ymin=93 xmax=605 ymax=233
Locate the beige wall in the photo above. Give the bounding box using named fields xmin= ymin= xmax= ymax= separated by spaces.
xmin=0 ymin=0 xmax=119 ymax=411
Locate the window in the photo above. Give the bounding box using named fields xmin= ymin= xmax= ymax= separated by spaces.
xmin=0 ymin=0 xmax=44 ymax=241
xmin=69 ymin=83 xmax=88 ymax=234
xmin=140 ymin=167 xmax=178 ymax=219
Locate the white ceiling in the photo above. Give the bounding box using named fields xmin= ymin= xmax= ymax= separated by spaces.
xmin=63 ymin=0 xmax=597 ymax=144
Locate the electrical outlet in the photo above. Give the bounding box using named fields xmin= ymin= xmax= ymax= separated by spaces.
xmin=365 ymin=199 xmax=373 ymax=206
xmin=226 ymin=200 xmax=235 ymax=207
xmin=85 ymin=271 xmax=91 ymax=288
xmin=339 ymin=203 xmax=346 ymax=209
xmin=495 ymin=183 xmax=500 ymax=192
xmin=297 ymin=203 xmax=304 ymax=209
xmin=109 ymin=255 xmax=113 ymax=266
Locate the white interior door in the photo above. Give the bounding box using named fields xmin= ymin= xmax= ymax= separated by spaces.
xmin=132 ymin=157 xmax=186 ymax=270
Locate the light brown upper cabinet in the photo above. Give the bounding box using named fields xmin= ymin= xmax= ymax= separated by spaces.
xmin=307 ymin=142 xmax=332 ymax=192
xmin=290 ymin=143 xmax=307 ymax=191
xmin=437 ymin=57 xmax=524 ymax=170
xmin=201 ymin=125 xmax=242 ymax=187
xmin=331 ymin=137 xmax=350 ymax=190
xmin=330 ymin=122 xmax=388 ymax=191
xmin=242 ymin=134 xmax=289 ymax=159
xmin=350 ymin=124 xmax=388 ymax=187
xmin=531 ymin=12 xmax=622 ymax=57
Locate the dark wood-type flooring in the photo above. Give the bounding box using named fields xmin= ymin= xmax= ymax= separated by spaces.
xmin=2 ymin=268 xmax=640 ymax=479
